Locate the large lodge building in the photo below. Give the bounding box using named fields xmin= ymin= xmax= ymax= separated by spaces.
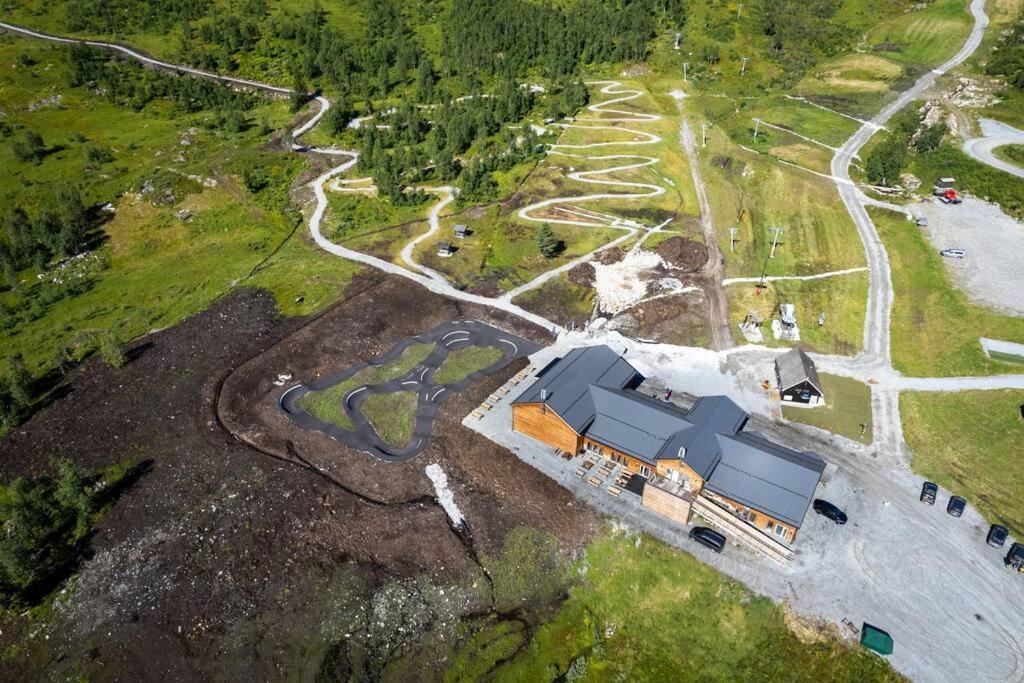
xmin=512 ymin=345 xmax=825 ymax=545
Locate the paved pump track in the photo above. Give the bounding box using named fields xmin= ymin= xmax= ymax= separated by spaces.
xmin=279 ymin=320 xmax=539 ymax=460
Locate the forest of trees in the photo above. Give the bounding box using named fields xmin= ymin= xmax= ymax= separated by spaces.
xmin=757 ymin=0 xmax=855 ymax=84
xmin=0 ymin=184 xmax=91 ymax=279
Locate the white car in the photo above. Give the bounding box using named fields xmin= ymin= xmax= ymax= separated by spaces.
xmin=940 ymin=248 xmax=965 ymax=259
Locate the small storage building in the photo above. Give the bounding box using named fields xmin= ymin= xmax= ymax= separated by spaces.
xmin=454 ymin=224 xmax=468 ymax=239
xmin=436 ymin=241 xmax=453 ymax=257
xmin=775 ymin=347 xmax=824 ymax=405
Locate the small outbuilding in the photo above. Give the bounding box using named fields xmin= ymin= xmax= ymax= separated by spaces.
xmin=436 ymin=241 xmax=453 ymax=257
xmin=775 ymin=347 xmax=824 ymax=405
xmin=454 ymin=224 xmax=468 ymax=239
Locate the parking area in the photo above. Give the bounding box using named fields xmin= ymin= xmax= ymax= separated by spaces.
xmin=466 ymin=337 xmax=1024 ymax=683
xmin=917 ymin=197 xmax=1024 ymax=316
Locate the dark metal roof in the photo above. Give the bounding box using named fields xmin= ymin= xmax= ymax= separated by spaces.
xmin=512 ymin=346 xmax=641 ymax=432
xmin=775 ymin=348 xmax=823 ymax=395
xmin=585 ymin=386 xmax=692 ymax=462
xmin=704 ymin=431 xmax=826 ymax=527
xmin=513 ymin=345 xmax=825 ymax=527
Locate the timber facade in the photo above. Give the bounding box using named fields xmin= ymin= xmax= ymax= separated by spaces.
xmin=511 ymin=345 xmax=826 ymax=546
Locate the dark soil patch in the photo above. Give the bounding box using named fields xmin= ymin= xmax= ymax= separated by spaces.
xmin=0 ymin=276 xmax=598 ymax=679
xmin=611 ymin=290 xmax=711 ymax=346
xmin=567 ymin=262 xmax=595 ymax=287
xmin=655 ymin=236 xmax=709 ymax=272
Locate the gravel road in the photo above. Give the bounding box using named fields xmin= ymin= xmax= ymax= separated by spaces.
xmin=963 ymin=118 xmax=1024 ymax=179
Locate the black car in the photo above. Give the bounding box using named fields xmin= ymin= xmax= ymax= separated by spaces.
xmin=920 ymin=481 xmax=938 ymax=505
xmin=689 ymin=526 xmax=726 ymax=553
xmin=947 ymin=495 xmax=966 ymax=517
xmin=987 ymin=525 xmax=1009 ymax=549
xmin=812 ymin=499 xmax=848 ymax=525
xmin=1006 ymin=543 xmax=1024 ymax=573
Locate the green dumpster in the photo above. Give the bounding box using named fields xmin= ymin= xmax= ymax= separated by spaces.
xmin=860 ymin=623 xmax=894 ymax=655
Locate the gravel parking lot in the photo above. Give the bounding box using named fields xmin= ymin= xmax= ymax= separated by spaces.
xmin=917 ymin=197 xmax=1024 ymax=316
xmin=467 ymin=337 xmax=1024 ymax=683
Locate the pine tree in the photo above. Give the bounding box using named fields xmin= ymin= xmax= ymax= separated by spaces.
xmin=536 ymin=222 xmax=560 ymax=258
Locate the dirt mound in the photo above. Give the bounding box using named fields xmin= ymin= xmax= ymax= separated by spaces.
xmin=655 ymin=236 xmax=709 ymax=272
xmin=567 ymin=262 xmax=595 ymax=287
xmin=609 ymin=290 xmax=710 ymax=346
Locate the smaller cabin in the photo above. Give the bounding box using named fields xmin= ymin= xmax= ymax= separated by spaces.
xmin=436 ymin=241 xmax=453 ymax=257
xmin=936 ymin=177 xmax=956 ymax=189
xmin=776 ymin=347 xmax=824 ymax=405
xmin=454 ymin=224 xmax=468 ymax=239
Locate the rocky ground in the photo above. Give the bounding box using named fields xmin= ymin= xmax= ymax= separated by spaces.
xmin=0 ymin=275 xmax=598 ymax=680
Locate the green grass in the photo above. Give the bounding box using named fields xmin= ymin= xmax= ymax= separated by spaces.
xmin=453 ymin=532 xmax=900 ymax=682
xmin=901 ymin=389 xmax=1024 ymax=536
xmin=871 ymin=208 xmax=1024 ymax=376
xmin=783 ymin=373 xmax=873 ymax=444
xmin=727 ymin=273 xmax=868 ymax=355
xmin=433 ymin=346 xmax=504 ymax=384
xmin=993 ymin=143 xmax=1024 ymax=169
xmin=512 ymin=272 xmax=595 ymax=329
xmin=297 ymin=342 xmax=434 ymax=430
xmin=362 ymin=390 xmax=418 ymax=448
xmin=0 ymin=37 xmax=312 ymax=376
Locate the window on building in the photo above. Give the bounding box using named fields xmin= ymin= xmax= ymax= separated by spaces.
xmin=774 ymin=524 xmax=787 ymax=537
xmin=639 ymin=465 xmax=651 ymax=478
xmin=764 ymin=519 xmax=773 ymax=530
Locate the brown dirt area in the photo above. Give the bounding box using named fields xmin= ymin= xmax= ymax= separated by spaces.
xmin=0 ymin=274 xmax=598 ymax=680
xmin=655 ymin=236 xmax=709 ymax=272
xmin=610 ymin=290 xmax=711 ymax=346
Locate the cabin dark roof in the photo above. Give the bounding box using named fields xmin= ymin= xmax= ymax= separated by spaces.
xmin=437 ymin=241 xmax=452 ymax=251
xmin=775 ymin=348 xmax=823 ymax=395
xmin=513 ymin=345 xmax=825 ymax=527
xmin=704 ymin=431 xmax=826 ymax=527
xmin=585 ymin=386 xmax=692 ymax=461
xmin=512 ymin=346 xmax=641 ymax=432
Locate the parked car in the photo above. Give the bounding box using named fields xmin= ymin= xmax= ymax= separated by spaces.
xmin=920 ymin=481 xmax=938 ymax=505
xmin=987 ymin=525 xmax=1009 ymax=549
xmin=689 ymin=526 xmax=726 ymax=553
xmin=947 ymin=495 xmax=967 ymax=517
xmin=940 ymin=248 xmax=966 ymax=259
xmin=812 ymin=499 xmax=848 ymax=525
xmin=1006 ymin=543 xmax=1024 ymax=573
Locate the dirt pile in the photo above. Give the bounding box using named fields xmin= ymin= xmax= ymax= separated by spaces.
xmin=655 ymin=236 xmax=709 ymax=272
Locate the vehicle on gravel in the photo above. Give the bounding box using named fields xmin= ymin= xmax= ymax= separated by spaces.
xmin=921 ymin=482 xmax=938 ymax=505
xmin=940 ymin=248 xmax=966 ymax=259
xmin=689 ymin=526 xmax=726 ymax=553
xmin=947 ymin=495 xmax=967 ymax=517
xmin=1006 ymin=543 xmax=1024 ymax=573
xmin=812 ymin=499 xmax=848 ymax=525
xmin=987 ymin=525 xmax=1009 ymax=548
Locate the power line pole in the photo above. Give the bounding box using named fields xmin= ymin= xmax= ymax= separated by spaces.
xmin=701 ymin=122 xmax=710 ymax=147
xmin=740 ymin=56 xmax=749 ymax=75
xmin=737 ymin=3 xmax=744 ymax=18
xmin=752 ymin=118 xmax=761 ymax=139
xmin=683 ymin=62 xmax=689 ymax=82
xmin=768 ymin=227 xmax=784 ymax=259
xmin=729 ymin=226 xmax=738 ymax=253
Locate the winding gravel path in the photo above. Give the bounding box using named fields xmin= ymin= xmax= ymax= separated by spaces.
xmin=963 ymin=118 xmax=1024 ymax=179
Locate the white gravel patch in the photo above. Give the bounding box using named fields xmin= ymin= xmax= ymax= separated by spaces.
xmin=425 ymin=464 xmax=465 ymax=528
xmin=592 ymin=249 xmax=693 ymax=315
xmin=916 ymin=197 xmax=1024 ymax=316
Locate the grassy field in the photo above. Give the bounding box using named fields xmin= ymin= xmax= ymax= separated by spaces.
xmin=297 ymin=342 xmax=434 ymax=429
xmin=871 ymin=208 xmax=1024 ymax=376
xmin=727 ymin=273 xmax=868 ymax=355
xmin=783 ymin=373 xmax=873 ymax=444
xmin=433 ymin=346 xmax=503 ymax=384
xmin=0 ymin=37 xmax=336 ymax=378
xmin=993 ymin=144 xmax=1024 ymax=169
xmin=512 ymin=272 xmax=595 ymax=329
xmin=362 ymin=391 xmax=418 ymax=448
xmin=901 ymin=389 xmax=1024 ymax=536
xmin=446 ymin=531 xmax=901 ymax=682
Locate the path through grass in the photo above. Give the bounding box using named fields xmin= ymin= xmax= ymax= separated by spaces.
xmin=297 ymin=342 xmax=434 ymax=429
